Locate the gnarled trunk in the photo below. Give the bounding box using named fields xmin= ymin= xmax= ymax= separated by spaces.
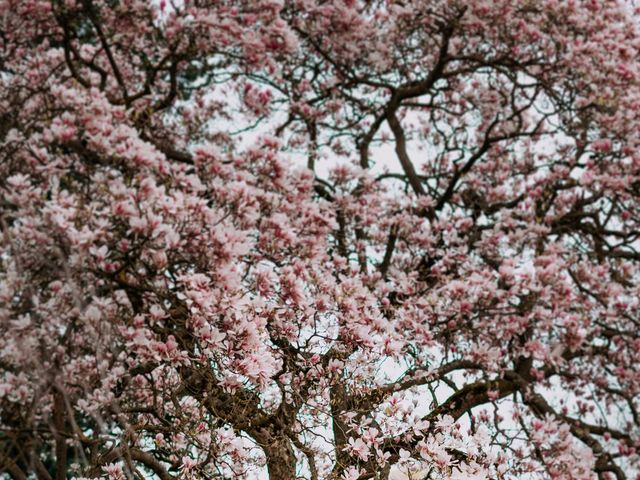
xmin=253 ymin=425 xmax=297 ymax=479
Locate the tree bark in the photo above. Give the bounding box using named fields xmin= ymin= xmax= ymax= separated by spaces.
xmin=254 ymin=425 xmax=297 ymax=479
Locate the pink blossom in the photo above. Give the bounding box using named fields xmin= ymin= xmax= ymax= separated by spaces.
xmin=347 ymin=437 xmax=370 ymax=462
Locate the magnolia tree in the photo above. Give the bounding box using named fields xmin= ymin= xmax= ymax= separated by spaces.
xmin=1 ymin=0 xmax=640 ymax=479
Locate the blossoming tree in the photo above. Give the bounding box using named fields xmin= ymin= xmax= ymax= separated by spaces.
xmin=1 ymin=0 xmax=640 ymax=479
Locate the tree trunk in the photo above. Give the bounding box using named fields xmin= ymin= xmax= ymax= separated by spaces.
xmin=254 ymin=426 xmax=297 ymax=479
